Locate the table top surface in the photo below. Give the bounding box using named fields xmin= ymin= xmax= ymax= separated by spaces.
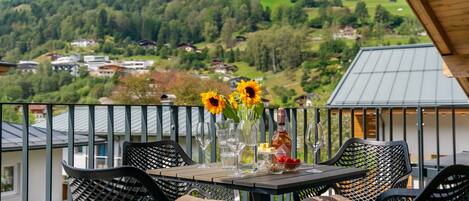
xmin=147 ymin=164 xmax=367 ymax=195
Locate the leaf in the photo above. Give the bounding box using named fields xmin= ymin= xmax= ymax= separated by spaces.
xmin=254 ymin=103 xmax=264 ymax=119
xmin=223 ymin=104 xmax=240 ymax=123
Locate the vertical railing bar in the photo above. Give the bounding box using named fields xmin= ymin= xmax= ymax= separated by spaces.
xmin=260 ymin=110 xmax=266 ymax=143
xmin=303 ymin=108 xmax=308 ymax=163
xmin=417 ymin=107 xmax=424 ymax=188
xmin=375 ymin=108 xmax=380 ymax=141
xmin=107 ymin=106 xmax=114 ymax=167
xmin=362 ymin=108 xmax=367 ymax=139
xmin=67 ymin=105 xmax=75 ymax=166
xmin=141 ymin=105 xmax=148 ymax=142
xmin=124 ymin=105 xmax=131 ymax=142
xmin=186 ymin=106 xmax=193 ymax=158
xmin=210 ymin=114 xmax=216 ymax=163
xmin=88 ymin=105 xmax=95 ymax=169
xmin=268 ymin=109 xmax=275 ymax=145
xmin=45 ymin=104 xmax=53 ymax=201
xmin=67 ymin=105 xmax=74 ymax=201
xmin=389 ymin=108 xmax=393 ymax=141
xmin=324 ymin=108 xmax=330 ymax=161
xmin=338 ymin=109 xmax=343 ymax=146
xmin=198 ymin=107 xmax=204 ymax=163
xmin=350 ymin=108 xmax=355 ymax=138
xmin=452 ymin=106 xmax=456 ymax=164
xmin=170 ymin=106 xmax=179 ymax=143
xmin=292 ymin=108 xmax=297 ymax=158
xmin=403 ymin=108 xmax=407 ymax=142
xmin=156 ymin=105 xmax=163 ymax=141
xmin=22 ymin=104 xmax=29 ymax=201
xmin=435 ymin=107 xmax=440 ymax=171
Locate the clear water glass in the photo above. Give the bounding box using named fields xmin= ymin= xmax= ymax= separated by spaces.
xmin=306 ymin=122 xmax=324 ymax=173
xmin=227 ymin=123 xmax=246 ymax=177
xmin=196 ymin=122 xmax=212 ymax=168
xmin=216 ymin=120 xmax=236 ymax=169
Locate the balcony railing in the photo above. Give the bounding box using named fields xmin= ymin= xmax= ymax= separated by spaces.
xmin=1 ymin=102 xmax=468 ymax=201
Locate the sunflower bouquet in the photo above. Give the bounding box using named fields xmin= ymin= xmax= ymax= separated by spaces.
xmin=200 ymin=80 xmax=264 ymax=123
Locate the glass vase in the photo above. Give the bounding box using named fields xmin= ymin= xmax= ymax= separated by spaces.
xmin=239 ymin=120 xmax=258 ymax=173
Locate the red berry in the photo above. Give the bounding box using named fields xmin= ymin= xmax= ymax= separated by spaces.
xmin=286 ymin=158 xmax=294 ymax=163
xmin=294 ymin=159 xmax=301 ymax=164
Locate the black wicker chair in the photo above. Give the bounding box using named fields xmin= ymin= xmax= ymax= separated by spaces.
xmin=123 ymin=140 xmax=234 ymax=201
xmin=294 ymin=138 xmax=412 ymax=201
xmin=62 ymin=160 xmax=171 ymax=201
xmin=377 ymin=164 xmax=469 ymax=201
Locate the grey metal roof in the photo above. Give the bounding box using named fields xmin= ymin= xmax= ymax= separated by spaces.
xmin=425 ymin=151 xmax=469 ymax=167
xmin=1 ymin=122 xmax=96 ymax=152
xmin=328 ymin=44 xmax=468 ymax=107
xmin=33 ymin=106 xmax=217 ymax=136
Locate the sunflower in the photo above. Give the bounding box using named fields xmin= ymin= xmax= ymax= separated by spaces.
xmin=228 ymin=92 xmax=238 ymax=109
xmin=237 ymin=80 xmax=262 ymax=106
xmin=200 ymin=91 xmax=226 ymax=114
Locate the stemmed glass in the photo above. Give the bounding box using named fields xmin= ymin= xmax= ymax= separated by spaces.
xmin=227 ymin=122 xmax=246 ymax=177
xmin=306 ymin=122 xmax=324 ymax=173
xmin=196 ymin=122 xmax=212 ymax=168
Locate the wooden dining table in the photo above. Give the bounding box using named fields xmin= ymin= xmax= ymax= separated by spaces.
xmin=147 ymin=164 xmax=367 ymax=201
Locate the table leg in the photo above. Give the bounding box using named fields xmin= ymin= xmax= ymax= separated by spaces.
xmin=250 ymin=192 xmax=270 ymax=201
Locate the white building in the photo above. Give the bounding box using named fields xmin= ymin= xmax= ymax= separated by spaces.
xmin=333 ymin=26 xmax=360 ymax=40
xmin=51 ymin=55 xmax=80 ymax=76
xmin=83 ymin=55 xmax=110 ymax=71
xmin=1 ymin=122 xmax=91 ymax=201
xmin=122 ymin=60 xmax=154 ymax=74
xmin=17 ymin=61 xmax=39 ymax=73
xmin=70 ymin=39 xmax=97 ymax=48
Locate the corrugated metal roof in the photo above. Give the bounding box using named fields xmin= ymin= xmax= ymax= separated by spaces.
xmin=33 ymin=106 xmax=217 ymax=136
xmin=1 ymin=122 xmax=95 ymax=152
xmin=327 ymin=44 xmax=468 ymax=107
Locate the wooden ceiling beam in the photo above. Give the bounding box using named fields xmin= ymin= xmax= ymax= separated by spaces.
xmin=407 ymin=0 xmax=455 ymax=55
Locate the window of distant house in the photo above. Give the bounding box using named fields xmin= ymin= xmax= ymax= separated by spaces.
xmin=1 ymin=166 xmax=16 ymax=193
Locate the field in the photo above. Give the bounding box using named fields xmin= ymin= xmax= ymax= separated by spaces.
xmin=263 ymin=0 xmax=414 ymax=18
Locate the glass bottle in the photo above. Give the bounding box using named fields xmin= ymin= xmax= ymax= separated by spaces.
xmin=271 ymin=108 xmax=292 ymax=160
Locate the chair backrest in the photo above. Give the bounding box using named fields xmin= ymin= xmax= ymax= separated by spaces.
xmin=62 ymin=161 xmax=170 ymax=201
xmin=123 ymin=140 xmax=195 ymax=170
xmin=416 ymin=164 xmax=469 ymax=201
xmin=123 ymin=140 xmax=195 ymax=200
xmin=330 ymin=138 xmax=412 ymax=201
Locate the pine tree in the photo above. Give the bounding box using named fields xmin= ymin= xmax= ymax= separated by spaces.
xmin=354 ymin=1 xmax=369 ymax=25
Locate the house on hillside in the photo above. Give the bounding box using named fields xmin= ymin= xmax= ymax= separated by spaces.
xmin=137 ymin=40 xmax=157 ymax=49
xmin=51 ymin=55 xmax=80 ymax=76
xmin=122 ymin=60 xmax=154 ymax=74
xmin=211 ymin=60 xmax=237 ymax=74
xmin=33 ymin=106 xmax=218 ymax=165
xmin=0 ymin=61 xmax=16 ymax=75
xmin=70 ymin=39 xmax=97 ymax=48
xmin=83 ymin=55 xmax=110 ymax=71
xmin=333 ymin=26 xmax=360 ymax=40
xmin=177 ymin=43 xmax=198 ymax=53
xmin=327 ymin=44 xmax=469 ymax=163
xmin=17 ymin=61 xmax=39 ymax=73
xmin=229 ymin=76 xmax=251 ymax=91
xmin=1 ymin=122 xmax=92 ymax=201
xmin=295 ymin=93 xmax=320 ymax=108
xmin=96 ymin=64 xmax=126 ymax=77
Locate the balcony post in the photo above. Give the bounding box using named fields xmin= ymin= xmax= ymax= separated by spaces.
xmin=46 ymin=105 xmax=53 ymax=201
xmin=88 ymin=105 xmax=95 ymax=169
xmin=124 ymin=105 xmax=131 ymax=142
xmin=417 ymin=107 xmax=424 ymax=188
xmin=141 ymin=106 xmax=148 ymax=142
xmin=22 ymin=103 xmax=29 ymax=201
xmin=107 ymin=106 xmax=114 ymax=167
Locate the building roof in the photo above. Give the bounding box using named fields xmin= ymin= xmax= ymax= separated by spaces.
xmin=2 ymin=122 xmax=98 ymax=152
xmin=0 ymin=61 xmax=17 ymax=68
xmin=328 ymin=44 xmax=468 ymax=107
xmin=425 ymin=151 xmax=469 ymax=168
xmin=33 ymin=106 xmax=217 ymax=137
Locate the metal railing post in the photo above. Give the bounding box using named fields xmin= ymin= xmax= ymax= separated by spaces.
xmin=292 ymin=108 xmax=297 ymax=158
xmin=210 ymin=114 xmax=216 ymax=163
xmin=156 ymin=105 xmax=163 ymax=141
xmin=141 ymin=105 xmax=148 ymax=142
xmin=362 ymin=108 xmax=367 ymax=139
xmin=186 ymin=106 xmax=193 ymax=158
xmin=403 ymin=108 xmax=407 ymax=142
xmin=22 ymin=104 xmax=29 ymax=201
xmin=124 ymin=105 xmax=131 ymax=142
xmin=198 ymin=107 xmax=204 ymax=163
xmin=417 ymin=107 xmax=424 ymax=188
xmin=389 ymin=108 xmax=393 ymax=141
xmin=171 ymin=106 xmax=179 ymax=143
xmin=268 ymin=109 xmax=275 ymax=145
xmin=303 ymin=108 xmax=308 ymax=163
xmin=107 ymin=106 xmax=114 ymax=167
xmin=350 ymin=109 xmax=355 ymax=138
xmin=452 ymin=107 xmax=456 ymax=164
xmin=375 ymin=108 xmax=380 ymax=141
xmin=88 ymin=105 xmax=95 ymax=169
xmin=45 ymin=105 xmax=53 ymax=201
xmin=338 ymin=109 xmax=343 ymax=146
xmin=435 ymin=107 xmax=440 ymax=171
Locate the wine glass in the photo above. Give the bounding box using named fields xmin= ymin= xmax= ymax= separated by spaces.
xmin=196 ymin=122 xmax=212 ymax=168
xmin=306 ymin=122 xmax=324 ymax=173
xmin=227 ymin=122 xmax=246 ymax=177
